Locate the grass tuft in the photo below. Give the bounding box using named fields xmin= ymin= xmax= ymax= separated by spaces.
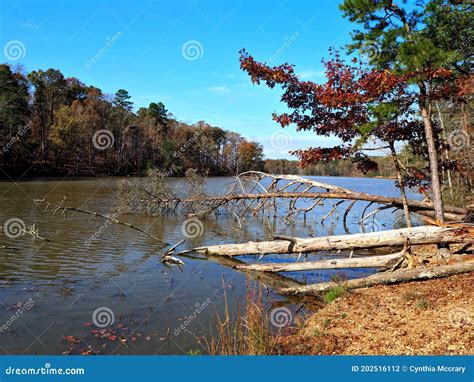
xmin=204 ymin=285 xmax=277 ymax=355
xmin=324 ymin=285 xmax=346 ymax=303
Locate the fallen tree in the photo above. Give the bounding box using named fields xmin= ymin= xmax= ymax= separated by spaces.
xmin=116 ymin=171 xmax=468 ymax=222
xmin=279 ymin=261 xmax=474 ymax=295
xmin=235 ymin=252 xmax=404 ymax=272
xmin=153 ymin=192 xmax=466 ymax=217
xmin=179 ymin=225 xmax=474 ymax=257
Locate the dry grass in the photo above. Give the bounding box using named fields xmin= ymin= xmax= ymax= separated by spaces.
xmin=204 ymin=287 xmax=276 ymax=355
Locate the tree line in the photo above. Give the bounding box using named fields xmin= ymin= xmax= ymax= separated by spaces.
xmin=0 ymin=65 xmax=264 ymax=178
xmin=265 ymin=156 xmax=397 ymax=178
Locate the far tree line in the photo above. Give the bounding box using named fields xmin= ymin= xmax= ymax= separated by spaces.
xmin=265 ymin=154 xmax=408 ymax=179
xmin=0 ymin=64 xmax=265 ymax=178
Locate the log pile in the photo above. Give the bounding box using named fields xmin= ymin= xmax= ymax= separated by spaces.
xmin=177 ymin=224 xmax=473 ymax=296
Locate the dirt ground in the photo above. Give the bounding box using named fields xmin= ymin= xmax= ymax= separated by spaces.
xmin=277 ymin=272 xmax=473 ymax=355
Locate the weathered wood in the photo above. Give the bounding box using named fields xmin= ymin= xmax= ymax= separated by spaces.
xmin=185 ymin=225 xmax=474 ymax=257
xmin=237 ymin=171 xmax=351 ymax=193
xmin=279 ymin=261 xmax=474 ymax=295
xmin=235 ymin=252 xmax=404 ymax=272
xmin=154 ymin=191 xmax=466 ymax=215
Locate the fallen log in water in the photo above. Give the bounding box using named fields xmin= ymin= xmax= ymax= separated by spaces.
xmin=183 ymin=225 xmax=474 ymax=257
xmin=129 ymin=170 xmax=467 ymax=222
xmin=235 ymin=252 xmax=404 ymax=272
xmin=279 ymin=261 xmax=474 ymax=295
xmin=154 ymin=191 xmax=466 ymax=216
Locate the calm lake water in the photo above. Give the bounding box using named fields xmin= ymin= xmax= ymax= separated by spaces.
xmin=0 ymin=176 xmax=421 ymax=355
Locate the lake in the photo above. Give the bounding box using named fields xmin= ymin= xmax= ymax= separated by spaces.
xmin=0 ymin=176 xmax=422 ymax=355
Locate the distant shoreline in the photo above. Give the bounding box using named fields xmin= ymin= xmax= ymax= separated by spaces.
xmin=0 ymin=173 xmax=397 ymax=182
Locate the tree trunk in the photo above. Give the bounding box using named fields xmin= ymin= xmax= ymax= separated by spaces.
xmin=182 ymin=225 xmax=474 ymax=257
xmin=419 ymin=81 xmax=444 ymax=223
xmin=280 ymin=262 xmax=474 ymax=295
xmin=389 ymin=142 xmax=412 ymax=227
xmin=435 ymin=101 xmax=454 ymax=198
xmin=236 ymin=252 xmax=404 ymax=272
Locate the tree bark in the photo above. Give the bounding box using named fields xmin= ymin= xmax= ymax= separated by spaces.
xmin=435 ymin=101 xmax=454 ymax=198
xmin=236 ymin=252 xmax=404 ymax=272
xmin=280 ymin=262 xmax=474 ymax=295
xmin=389 ymin=142 xmax=412 ymax=227
xmin=183 ymin=225 xmax=474 ymax=257
xmin=419 ymin=81 xmax=445 ymax=223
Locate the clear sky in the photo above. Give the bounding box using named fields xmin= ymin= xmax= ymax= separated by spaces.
xmin=1 ymin=0 xmax=357 ymax=159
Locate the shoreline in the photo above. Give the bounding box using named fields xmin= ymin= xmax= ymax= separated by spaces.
xmin=0 ymin=173 xmax=397 ymax=182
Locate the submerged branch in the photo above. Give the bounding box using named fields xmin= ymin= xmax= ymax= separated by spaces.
xmin=34 ymin=198 xmax=168 ymax=247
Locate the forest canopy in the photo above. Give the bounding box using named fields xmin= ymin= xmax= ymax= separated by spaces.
xmin=0 ymin=64 xmax=265 ymax=178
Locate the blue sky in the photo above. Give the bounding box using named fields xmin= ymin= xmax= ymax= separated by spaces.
xmin=1 ymin=0 xmax=358 ymax=159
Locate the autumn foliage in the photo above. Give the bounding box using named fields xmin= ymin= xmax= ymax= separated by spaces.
xmin=239 ymin=48 xmax=469 ymax=191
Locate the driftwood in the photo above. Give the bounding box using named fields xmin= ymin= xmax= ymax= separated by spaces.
xmin=279 ymin=261 xmax=474 ymax=295
xmin=34 ymin=198 xmax=168 ymax=246
xmin=235 ymin=252 xmax=404 ymax=272
xmin=161 ymin=240 xmax=186 ymax=266
xmin=181 ymin=225 xmax=474 ymax=257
